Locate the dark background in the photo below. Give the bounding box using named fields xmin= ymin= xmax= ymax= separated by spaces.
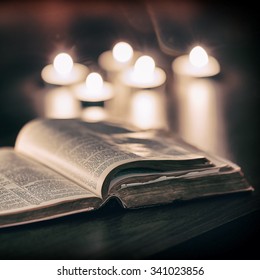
xmin=0 ymin=0 xmax=259 ymax=259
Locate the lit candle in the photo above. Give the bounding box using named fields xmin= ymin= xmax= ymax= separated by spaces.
xmin=174 ymin=78 xmax=227 ymax=155
xmin=98 ymin=41 xmax=136 ymax=73
xmin=41 ymin=52 xmax=88 ymax=86
xmin=128 ymin=90 xmax=168 ymax=130
xmin=73 ymin=72 xmax=114 ymax=102
xmin=121 ymin=55 xmax=166 ymax=88
xmin=44 ymin=87 xmax=81 ymax=119
xmin=172 ymin=45 xmax=220 ymax=77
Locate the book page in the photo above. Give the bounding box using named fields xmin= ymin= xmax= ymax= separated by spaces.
xmin=107 ymin=130 xmax=205 ymax=160
xmin=0 ymin=148 xmax=98 ymax=216
xmin=105 ymin=130 xmax=242 ymax=190
xmin=15 ymin=119 xmax=210 ymax=198
xmin=15 ymin=119 xmax=141 ymax=197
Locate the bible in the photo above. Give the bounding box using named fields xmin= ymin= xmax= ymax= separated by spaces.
xmin=0 ymin=118 xmax=253 ymax=228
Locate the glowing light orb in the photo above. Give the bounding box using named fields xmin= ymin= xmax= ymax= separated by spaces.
xmin=133 ymin=55 xmax=155 ymax=83
xmin=189 ymin=46 xmax=209 ymax=68
xmin=53 ymin=53 xmax=74 ymax=75
xmin=85 ymin=72 xmax=104 ymax=93
xmin=112 ymin=42 xmax=133 ymax=63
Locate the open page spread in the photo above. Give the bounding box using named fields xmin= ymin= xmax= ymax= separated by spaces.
xmin=15 ymin=119 xmax=207 ymax=198
xmin=0 ymin=119 xmax=253 ymax=227
xmin=0 ymin=149 xmax=99 ymax=216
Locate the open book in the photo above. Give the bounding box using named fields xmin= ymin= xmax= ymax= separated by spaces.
xmin=0 ymin=119 xmax=253 ymax=228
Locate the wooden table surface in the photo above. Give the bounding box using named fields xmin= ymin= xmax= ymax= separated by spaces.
xmin=0 ymin=188 xmax=259 ymax=259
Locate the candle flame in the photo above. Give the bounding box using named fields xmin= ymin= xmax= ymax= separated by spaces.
xmin=53 ymin=53 xmax=74 ymax=75
xmin=112 ymin=42 xmax=133 ymax=63
xmin=133 ymin=55 xmax=155 ymax=83
xmin=86 ymin=72 xmax=103 ymax=93
xmin=189 ymin=46 xmax=209 ymax=67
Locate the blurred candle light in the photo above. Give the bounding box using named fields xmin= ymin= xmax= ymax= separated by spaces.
xmin=53 ymin=53 xmax=73 ymax=76
xmin=73 ymin=72 xmax=114 ymax=102
xmin=121 ymin=55 xmax=166 ymax=88
xmin=112 ymin=42 xmax=134 ymax=63
xmin=189 ymin=46 xmax=209 ymax=67
xmin=41 ymin=52 xmax=88 ymax=86
xmin=44 ymin=87 xmax=81 ymax=119
xmin=172 ymin=45 xmax=220 ymax=77
xmin=86 ymin=72 xmax=104 ymax=96
xmin=128 ymin=90 xmax=167 ymax=130
xmin=175 ymin=78 xmax=227 ymax=155
xmin=99 ymin=42 xmax=139 ymax=118
xmin=81 ymin=106 xmax=108 ymax=123
xmin=98 ymin=41 xmax=136 ymax=74
xmin=133 ymin=56 xmax=155 ymax=83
